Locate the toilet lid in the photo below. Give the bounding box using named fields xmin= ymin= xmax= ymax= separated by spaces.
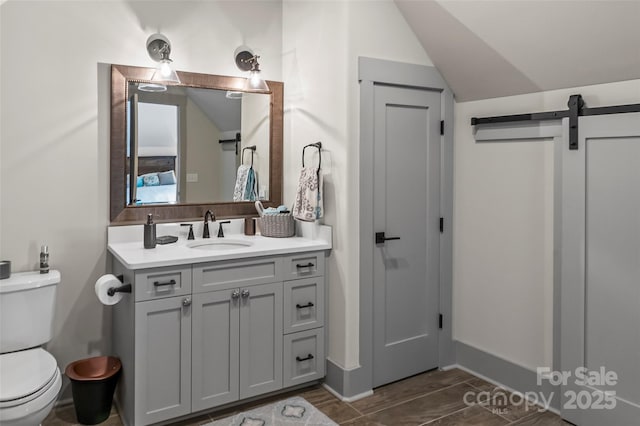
xmin=0 ymin=348 xmax=57 ymax=402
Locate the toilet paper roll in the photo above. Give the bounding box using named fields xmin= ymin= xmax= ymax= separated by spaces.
xmin=95 ymin=274 xmax=124 ymax=305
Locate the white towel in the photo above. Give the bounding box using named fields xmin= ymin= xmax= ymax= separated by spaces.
xmin=233 ymin=165 xmax=250 ymax=201
xmin=293 ymin=167 xmax=323 ymax=222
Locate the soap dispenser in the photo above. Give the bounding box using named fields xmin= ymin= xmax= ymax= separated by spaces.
xmin=144 ymin=214 xmax=157 ymax=249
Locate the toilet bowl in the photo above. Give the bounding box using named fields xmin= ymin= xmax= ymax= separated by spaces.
xmin=0 ymin=348 xmax=62 ymax=426
xmin=0 ymin=270 xmax=62 ymax=425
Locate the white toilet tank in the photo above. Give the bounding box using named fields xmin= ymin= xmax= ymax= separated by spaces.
xmin=0 ymin=270 xmax=60 ymax=353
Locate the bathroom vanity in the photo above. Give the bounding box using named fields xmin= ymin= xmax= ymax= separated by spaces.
xmin=107 ymin=222 xmax=331 ymax=426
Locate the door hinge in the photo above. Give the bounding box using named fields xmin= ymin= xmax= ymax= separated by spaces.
xmin=440 ymin=120 xmax=445 ymax=136
xmin=439 ymin=217 xmax=444 ymax=233
xmin=439 ymin=314 xmax=443 ymax=329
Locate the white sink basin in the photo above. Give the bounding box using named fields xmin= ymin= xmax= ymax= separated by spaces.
xmin=187 ymin=239 xmax=253 ymax=251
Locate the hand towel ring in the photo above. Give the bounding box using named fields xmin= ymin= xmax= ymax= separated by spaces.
xmin=242 ymin=146 xmax=256 ymax=166
xmin=302 ymin=142 xmax=322 ymax=169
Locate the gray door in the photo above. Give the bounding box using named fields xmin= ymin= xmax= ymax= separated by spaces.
xmin=239 ymin=282 xmax=283 ymax=398
xmin=192 ymin=289 xmax=240 ymax=411
xmin=561 ymin=113 xmax=640 ymax=425
xmin=373 ymin=84 xmax=441 ymax=387
xmin=135 ymin=296 xmax=191 ymax=425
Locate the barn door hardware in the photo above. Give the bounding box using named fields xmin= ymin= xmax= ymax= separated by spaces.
xmin=471 ymin=95 xmax=640 ymax=150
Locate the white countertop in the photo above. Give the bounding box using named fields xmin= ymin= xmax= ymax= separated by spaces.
xmin=108 ymin=220 xmax=332 ymax=270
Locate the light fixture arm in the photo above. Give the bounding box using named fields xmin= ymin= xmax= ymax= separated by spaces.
xmin=146 ymin=34 xmax=172 ymax=62
xmin=235 ymin=50 xmax=261 ymax=72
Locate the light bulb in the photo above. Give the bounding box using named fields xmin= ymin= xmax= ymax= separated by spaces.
xmin=160 ymin=61 xmax=172 ymax=77
xmin=250 ymin=72 xmax=261 ymax=86
xmin=244 ymin=70 xmax=269 ymax=91
xmin=150 ymin=59 xmax=180 ymax=85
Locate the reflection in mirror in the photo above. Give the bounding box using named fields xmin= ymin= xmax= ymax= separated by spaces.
xmin=110 ymin=64 xmax=283 ymax=223
xmin=126 ymin=83 xmax=270 ymax=206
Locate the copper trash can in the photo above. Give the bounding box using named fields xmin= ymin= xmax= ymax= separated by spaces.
xmin=65 ymin=356 xmax=121 ymax=425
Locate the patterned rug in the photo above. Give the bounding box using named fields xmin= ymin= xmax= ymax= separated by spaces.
xmin=205 ymin=397 xmax=337 ymax=426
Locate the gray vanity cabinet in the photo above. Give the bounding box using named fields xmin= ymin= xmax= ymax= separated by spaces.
xmin=112 ymin=250 xmax=326 ymax=426
xmin=134 ymin=296 xmax=192 ymax=425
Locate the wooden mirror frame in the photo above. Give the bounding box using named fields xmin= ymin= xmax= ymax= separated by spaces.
xmin=110 ymin=64 xmax=283 ymax=223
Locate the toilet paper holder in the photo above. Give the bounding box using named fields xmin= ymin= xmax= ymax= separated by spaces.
xmin=107 ymin=275 xmax=132 ymax=297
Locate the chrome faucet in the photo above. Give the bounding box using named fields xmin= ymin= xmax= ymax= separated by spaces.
xmin=203 ymin=210 xmax=216 ymax=238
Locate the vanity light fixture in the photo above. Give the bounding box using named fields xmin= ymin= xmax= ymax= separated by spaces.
xmin=146 ymin=33 xmax=181 ymax=86
xmin=234 ymin=48 xmax=269 ymax=92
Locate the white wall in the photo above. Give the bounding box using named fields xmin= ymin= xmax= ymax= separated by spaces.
xmin=282 ymin=0 xmax=432 ymax=369
xmin=453 ymin=79 xmax=640 ymax=371
xmin=0 ymin=0 xmax=282 ymax=400
xmin=185 ymin=97 xmax=222 ymax=203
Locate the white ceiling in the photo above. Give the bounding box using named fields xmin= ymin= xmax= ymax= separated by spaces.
xmin=395 ymin=0 xmax=640 ymax=101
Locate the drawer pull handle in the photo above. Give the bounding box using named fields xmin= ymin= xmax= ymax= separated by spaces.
xmin=296 ymin=302 xmax=315 ymax=309
xmin=154 ymin=279 xmax=176 ymax=287
xmin=296 ymin=262 xmax=315 ymax=269
xmin=296 ymin=354 xmax=314 ymax=362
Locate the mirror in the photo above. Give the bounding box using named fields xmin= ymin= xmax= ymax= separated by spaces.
xmin=111 ymin=64 xmax=283 ymax=223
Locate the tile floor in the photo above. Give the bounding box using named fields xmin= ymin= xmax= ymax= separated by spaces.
xmin=43 ymin=368 xmax=571 ymax=426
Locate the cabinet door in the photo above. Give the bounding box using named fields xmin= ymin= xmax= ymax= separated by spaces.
xmin=192 ymin=289 xmax=240 ymax=411
xmin=239 ymin=282 xmax=283 ymax=399
xmin=135 ymin=296 xmax=191 ymax=426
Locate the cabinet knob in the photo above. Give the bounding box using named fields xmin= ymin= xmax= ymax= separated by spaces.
xmin=182 ymin=297 xmax=192 ymax=307
xmin=241 ymin=289 xmax=250 ymax=299
xmin=231 ymin=289 xmax=240 ymax=299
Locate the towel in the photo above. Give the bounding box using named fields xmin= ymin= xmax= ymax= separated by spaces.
xmin=234 ymin=165 xmax=259 ymax=201
xmin=244 ymin=167 xmax=258 ymax=201
xmin=233 ymin=165 xmax=251 ymax=201
xmin=262 ymin=205 xmax=289 ymax=215
xmin=293 ymin=167 xmax=323 ymax=222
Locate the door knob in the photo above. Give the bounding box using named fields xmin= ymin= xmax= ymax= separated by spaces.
xmin=231 ymin=289 xmax=240 ymax=299
xmin=375 ymin=232 xmax=401 ymax=244
xmin=182 ymin=297 xmax=192 ymax=307
xmin=241 ymin=289 xmax=250 ymax=299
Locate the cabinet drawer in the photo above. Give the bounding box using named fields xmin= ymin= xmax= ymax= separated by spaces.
xmin=283 ymin=328 xmax=325 ymax=388
xmin=282 ymin=252 xmax=324 ymax=280
xmin=134 ymin=266 xmax=191 ymax=301
xmin=283 ymin=278 xmax=324 ymax=334
xmin=193 ymin=257 xmax=282 ymax=293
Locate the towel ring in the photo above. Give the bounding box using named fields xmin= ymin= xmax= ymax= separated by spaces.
xmin=242 ymin=146 xmax=256 ymax=166
xmin=302 ymin=142 xmax=322 ymax=169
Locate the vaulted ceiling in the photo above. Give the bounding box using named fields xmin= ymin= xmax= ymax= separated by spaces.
xmin=395 ymin=0 xmax=640 ymax=101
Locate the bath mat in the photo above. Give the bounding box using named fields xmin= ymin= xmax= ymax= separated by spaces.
xmin=205 ymin=396 xmax=337 ymax=426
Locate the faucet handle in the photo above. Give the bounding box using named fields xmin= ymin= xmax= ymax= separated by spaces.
xmin=180 ymin=224 xmax=195 ymax=240
xmin=217 ymin=221 xmax=231 ymax=238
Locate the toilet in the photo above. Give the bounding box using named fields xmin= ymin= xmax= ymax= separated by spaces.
xmin=0 ymin=270 xmax=62 ymax=426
